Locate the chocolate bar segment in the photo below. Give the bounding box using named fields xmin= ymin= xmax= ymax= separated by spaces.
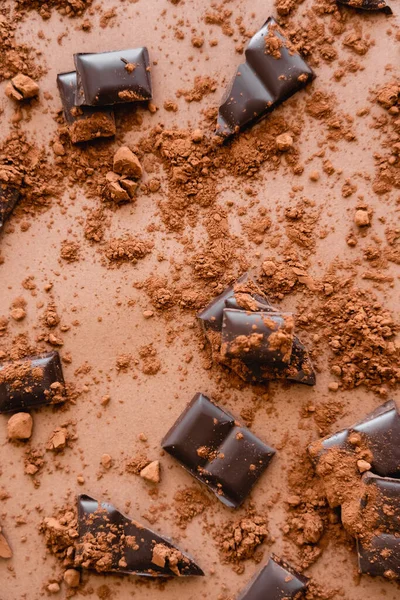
xmin=237 ymin=555 xmax=309 ymax=600
xmin=357 ymin=535 xmax=400 ymax=579
xmin=74 ymin=48 xmax=152 ymax=106
xmin=337 ymin=0 xmax=392 ymax=14
xmin=76 ymin=494 xmax=203 ymax=577
xmin=0 ymin=183 xmax=19 ymax=231
xmin=360 ymin=472 xmax=400 ymax=531
xmin=57 ymin=72 xmax=116 ymax=143
xmin=0 ymin=351 xmax=65 ymax=413
xmin=162 ymin=393 xmax=275 ymax=508
xmin=217 ymin=17 xmax=314 ymax=137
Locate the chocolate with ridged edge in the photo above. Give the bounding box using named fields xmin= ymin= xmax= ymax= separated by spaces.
xmin=57 ymin=71 xmax=116 ymax=143
xmin=161 ymin=393 xmax=276 ymax=508
xmin=75 ymin=494 xmax=203 ymax=577
xmin=74 ymin=48 xmax=152 ymax=106
xmin=0 ymin=351 xmax=65 ymax=413
xmin=236 ymin=554 xmax=309 ymax=599
xmin=217 ymin=17 xmax=314 ymax=137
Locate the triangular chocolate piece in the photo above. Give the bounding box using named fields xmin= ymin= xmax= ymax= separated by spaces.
xmin=75 ymin=495 xmax=203 ymax=577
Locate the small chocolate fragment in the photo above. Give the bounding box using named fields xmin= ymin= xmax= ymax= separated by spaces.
xmin=0 ymin=183 xmax=19 ymax=232
xmin=57 ymin=72 xmax=116 ymax=143
xmin=217 ymin=17 xmax=314 ymax=137
xmin=221 ymin=309 xmax=294 ymax=365
xmin=74 ymin=48 xmax=152 ymax=106
xmin=161 ymin=393 xmax=275 ymax=508
xmin=237 ymin=555 xmax=309 ymax=600
xmin=310 ymin=400 xmax=400 ymax=478
xmin=75 ymin=494 xmax=203 ymax=577
xmin=357 ymin=535 xmax=400 ymax=579
xmin=0 ymin=351 xmax=65 ymax=413
xmin=360 ymin=472 xmax=400 ymax=530
xmin=337 ymin=0 xmax=392 ymax=14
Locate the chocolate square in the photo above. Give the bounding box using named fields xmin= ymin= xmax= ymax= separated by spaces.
xmin=237 ymin=555 xmax=308 ymax=600
xmin=74 ymin=48 xmax=152 ymax=106
xmin=0 ymin=351 xmax=65 ymax=413
xmin=57 ymin=71 xmax=116 ymax=143
xmin=162 ymin=393 xmax=275 ymax=508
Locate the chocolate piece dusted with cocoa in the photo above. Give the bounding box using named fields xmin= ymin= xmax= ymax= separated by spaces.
xmin=0 ymin=184 xmax=19 ymax=232
xmin=217 ymin=17 xmax=314 ymax=137
xmin=74 ymin=48 xmax=152 ymax=106
xmin=0 ymin=351 xmax=65 ymax=413
xmin=357 ymin=535 xmax=400 ymax=579
xmin=198 ymin=274 xmax=316 ymax=386
xmin=236 ymin=555 xmax=308 ymax=599
xmin=161 ymin=393 xmax=275 ymax=508
xmin=337 ymin=0 xmax=392 ymax=14
xmin=75 ymin=494 xmax=203 ymax=577
xmin=57 ymin=72 xmax=116 ymax=143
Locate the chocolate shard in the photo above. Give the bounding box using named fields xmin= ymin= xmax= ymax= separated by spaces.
xmin=309 ymin=400 xmax=400 ymax=478
xmin=57 ymin=72 xmax=116 ymax=143
xmin=360 ymin=472 xmax=400 ymax=531
xmin=237 ymin=554 xmax=309 ymax=600
xmin=161 ymin=393 xmax=276 ymax=508
xmin=0 ymin=183 xmax=20 ymax=231
xmin=337 ymin=0 xmax=392 ymax=14
xmin=217 ymin=17 xmax=314 ymax=137
xmin=74 ymin=48 xmax=152 ymax=107
xmin=198 ymin=274 xmax=316 ymax=386
xmin=0 ymin=351 xmax=66 ymax=413
xmin=76 ymin=494 xmax=203 ymax=577
xmin=357 ymin=535 xmax=400 ymax=579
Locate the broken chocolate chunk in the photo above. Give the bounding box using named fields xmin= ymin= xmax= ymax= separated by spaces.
xmin=237 ymin=555 xmax=309 ymax=599
xmin=74 ymin=48 xmax=152 ymax=106
xmin=0 ymin=351 xmax=65 ymax=413
xmin=217 ymin=17 xmax=314 ymax=137
xmin=357 ymin=535 xmax=400 ymax=579
xmin=57 ymin=72 xmax=116 ymax=143
xmin=0 ymin=183 xmax=19 ymax=232
xmin=337 ymin=0 xmax=392 ymax=14
xmin=198 ymin=274 xmax=316 ymax=386
xmin=161 ymin=393 xmax=276 ymax=508
xmin=75 ymin=494 xmax=203 ymax=577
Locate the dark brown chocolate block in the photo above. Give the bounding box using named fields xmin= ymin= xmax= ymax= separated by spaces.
xmin=217 ymin=17 xmax=314 ymax=137
xmin=310 ymin=400 xmax=400 ymax=478
xmin=57 ymin=71 xmax=116 ymax=143
xmin=0 ymin=351 xmax=65 ymax=413
xmin=337 ymin=0 xmax=392 ymax=14
xmin=75 ymin=494 xmax=203 ymax=577
xmin=0 ymin=183 xmax=19 ymax=231
xmin=361 ymin=472 xmax=400 ymax=531
xmin=237 ymin=555 xmax=308 ymax=600
xmin=357 ymin=535 xmax=400 ymax=579
xmin=74 ymin=48 xmax=152 ymax=106
xmin=161 ymin=393 xmax=276 ymax=508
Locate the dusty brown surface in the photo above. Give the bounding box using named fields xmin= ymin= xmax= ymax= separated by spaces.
xmin=0 ymin=0 xmax=399 ymax=599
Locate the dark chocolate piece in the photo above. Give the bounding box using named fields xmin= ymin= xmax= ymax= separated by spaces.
xmin=221 ymin=309 xmax=294 ymax=364
xmin=161 ymin=393 xmax=275 ymax=508
xmin=217 ymin=17 xmax=314 ymax=137
xmin=237 ymin=555 xmax=308 ymax=600
xmin=0 ymin=183 xmax=19 ymax=231
xmin=57 ymin=72 xmax=116 ymax=143
xmin=357 ymin=535 xmax=400 ymax=579
xmin=0 ymin=351 xmax=65 ymax=413
xmin=197 ymin=272 xmax=251 ymax=332
xmin=361 ymin=472 xmax=400 ymax=531
xmin=74 ymin=48 xmax=152 ymax=106
xmin=76 ymin=494 xmax=203 ymax=577
xmin=311 ymin=400 xmax=400 ymax=478
xmin=337 ymin=0 xmax=392 ymax=14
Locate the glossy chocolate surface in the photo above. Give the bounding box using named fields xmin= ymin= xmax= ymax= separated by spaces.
xmin=0 ymin=351 xmax=65 ymax=413
xmin=76 ymin=495 xmax=203 ymax=577
xmin=74 ymin=48 xmax=152 ymax=106
xmin=217 ymin=17 xmax=314 ymax=136
xmin=337 ymin=0 xmax=392 ymax=14
xmin=357 ymin=535 xmax=400 ymax=579
xmin=0 ymin=183 xmax=19 ymax=231
xmin=237 ymin=555 xmax=308 ymax=600
xmin=57 ymin=71 xmax=116 ymax=142
xmin=197 ymin=272 xmax=250 ymax=332
xmin=161 ymin=393 xmax=275 ymax=508
xmin=361 ymin=472 xmax=400 ymax=530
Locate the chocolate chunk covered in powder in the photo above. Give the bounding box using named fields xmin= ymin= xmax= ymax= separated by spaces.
xmin=0 ymin=184 xmax=19 ymax=232
xmin=357 ymin=535 xmax=400 ymax=579
xmin=337 ymin=0 xmax=392 ymax=14
xmin=74 ymin=48 xmax=152 ymax=106
xmin=236 ymin=555 xmax=308 ymax=599
xmin=360 ymin=473 xmax=400 ymax=531
xmin=75 ymin=495 xmax=203 ymax=577
xmin=0 ymin=351 xmax=65 ymax=413
xmin=161 ymin=393 xmax=275 ymax=508
xmin=57 ymin=72 xmax=116 ymax=143
xmin=217 ymin=17 xmax=314 ymax=137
